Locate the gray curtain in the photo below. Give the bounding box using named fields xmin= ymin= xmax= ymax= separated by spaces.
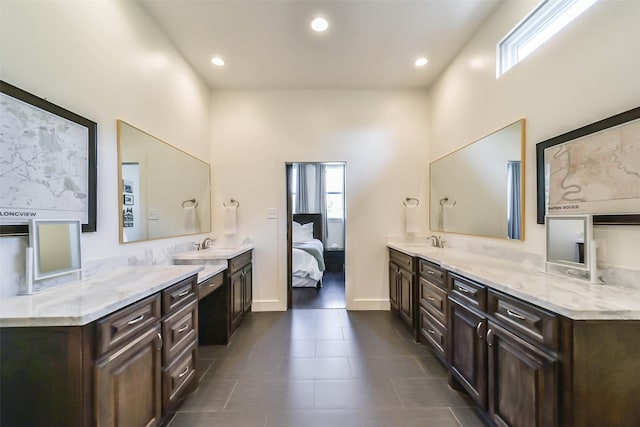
xmin=296 ymin=164 xmax=310 ymax=213
xmin=317 ymin=164 xmax=328 ymax=244
xmin=507 ymin=161 xmax=521 ymax=240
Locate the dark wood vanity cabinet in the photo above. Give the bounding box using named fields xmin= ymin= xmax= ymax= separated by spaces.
xmin=388 ymin=249 xmax=416 ymax=335
xmin=228 ymin=251 xmax=253 ymax=334
xmin=417 ymin=259 xmax=448 ymax=363
xmin=0 ymin=274 xmax=199 ymax=427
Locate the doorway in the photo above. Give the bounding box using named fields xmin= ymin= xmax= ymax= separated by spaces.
xmin=286 ymin=162 xmax=346 ymax=309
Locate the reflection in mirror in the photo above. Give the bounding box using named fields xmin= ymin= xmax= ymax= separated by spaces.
xmin=117 ymin=121 xmax=211 ymax=243
xmin=30 ymin=219 xmax=82 ymax=280
xmin=545 ymin=214 xmax=599 ymax=283
xmin=429 ymin=119 xmax=525 ymax=240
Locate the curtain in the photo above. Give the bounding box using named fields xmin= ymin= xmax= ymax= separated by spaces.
xmin=317 ymin=164 xmax=328 ymax=244
xmin=296 ymin=164 xmax=309 ymax=213
xmin=507 ymin=161 xmax=521 ymax=240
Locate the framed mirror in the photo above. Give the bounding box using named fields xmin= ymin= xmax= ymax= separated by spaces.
xmin=30 ymin=219 xmax=82 ymax=280
xmin=429 ymin=119 xmax=525 ymax=240
xmin=117 ymin=120 xmax=211 ymax=243
xmin=545 ymin=215 xmax=590 ymax=270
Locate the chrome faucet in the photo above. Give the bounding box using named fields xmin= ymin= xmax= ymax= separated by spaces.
xmin=427 ymin=235 xmax=444 ymax=248
xmin=198 ymin=237 xmax=216 ymax=250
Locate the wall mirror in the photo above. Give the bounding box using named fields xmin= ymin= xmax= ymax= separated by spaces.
xmin=429 ymin=119 xmax=525 ymax=240
xmin=117 ymin=120 xmax=211 ymax=243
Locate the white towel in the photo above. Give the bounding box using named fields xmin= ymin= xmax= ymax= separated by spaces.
xmin=405 ymin=205 xmax=419 ymax=233
xmin=442 ymin=204 xmax=453 ymax=232
xmin=223 ymin=205 xmax=238 ymax=235
xmin=183 ymin=206 xmax=199 ymax=233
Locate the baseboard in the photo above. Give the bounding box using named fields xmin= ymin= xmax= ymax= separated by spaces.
xmin=251 ymin=299 xmax=286 ymax=312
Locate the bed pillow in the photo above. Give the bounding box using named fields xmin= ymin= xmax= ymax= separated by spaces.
xmin=293 ymin=221 xmax=314 ymax=243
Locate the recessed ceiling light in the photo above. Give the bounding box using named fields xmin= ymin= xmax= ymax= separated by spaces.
xmin=311 ymin=17 xmax=329 ymax=32
xmin=414 ymin=57 xmax=428 ymax=67
xmin=211 ymin=57 xmax=225 ymax=66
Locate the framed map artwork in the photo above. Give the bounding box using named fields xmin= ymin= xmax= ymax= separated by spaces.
xmin=536 ymin=106 xmax=640 ymax=224
xmin=0 ymin=81 xmax=97 ymax=234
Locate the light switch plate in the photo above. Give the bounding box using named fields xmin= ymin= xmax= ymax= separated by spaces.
xmin=266 ymin=208 xmax=277 ymax=219
xmin=148 ymin=209 xmax=159 ymax=220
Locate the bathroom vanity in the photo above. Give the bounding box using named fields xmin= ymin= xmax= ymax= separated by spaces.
xmin=0 ymin=265 xmax=202 ymax=427
xmin=388 ymin=243 xmax=640 ymax=427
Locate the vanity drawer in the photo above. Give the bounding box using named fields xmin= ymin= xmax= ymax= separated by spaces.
xmin=162 ymin=275 xmax=197 ymax=314
xmin=162 ymin=299 xmax=198 ymax=364
xmin=419 ymin=277 xmax=447 ymax=326
xmin=419 ymin=259 xmax=445 ymax=288
xmin=198 ymin=272 xmax=224 ymax=300
xmin=163 ymin=340 xmax=197 ymax=411
xmin=488 ymin=290 xmax=559 ymax=351
xmin=449 ymin=274 xmax=486 ymax=311
xmin=389 ymin=249 xmax=414 ymax=271
xmin=419 ymin=307 xmax=447 ymax=360
xmin=228 ymin=251 xmax=252 ymax=275
xmin=96 ymin=294 xmax=161 ymax=356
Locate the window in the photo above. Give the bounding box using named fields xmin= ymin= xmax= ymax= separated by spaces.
xmin=325 ymin=164 xmax=344 ymax=220
xmin=497 ymin=0 xmax=598 ymax=77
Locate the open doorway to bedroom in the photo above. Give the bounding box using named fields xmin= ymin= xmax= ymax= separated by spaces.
xmin=286 ymin=162 xmax=346 ymax=309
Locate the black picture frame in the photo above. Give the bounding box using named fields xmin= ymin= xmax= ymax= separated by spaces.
xmin=123 ymin=194 xmax=134 ymax=205
xmin=536 ymin=106 xmax=640 ymax=225
xmin=0 ymin=80 xmax=97 ymax=234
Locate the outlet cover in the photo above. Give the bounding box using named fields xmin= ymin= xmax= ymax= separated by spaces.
xmin=148 ymin=209 xmax=159 ymax=220
xmin=266 ymin=208 xmax=277 ymax=219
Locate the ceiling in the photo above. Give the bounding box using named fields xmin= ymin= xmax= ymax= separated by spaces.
xmin=140 ymin=0 xmax=501 ymax=90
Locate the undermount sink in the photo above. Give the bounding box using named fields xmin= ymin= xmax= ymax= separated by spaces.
xmin=172 ymin=244 xmax=253 ymax=265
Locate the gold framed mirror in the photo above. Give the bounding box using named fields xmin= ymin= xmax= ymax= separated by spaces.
xmin=117 ymin=120 xmax=211 ymax=243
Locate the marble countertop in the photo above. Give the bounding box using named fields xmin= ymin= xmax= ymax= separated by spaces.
xmin=0 ymin=265 xmax=204 ymax=327
xmin=173 ymin=244 xmax=253 ymax=265
xmin=197 ymin=265 xmax=226 ymax=284
xmin=388 ymin=242 xmax=640 ymax=320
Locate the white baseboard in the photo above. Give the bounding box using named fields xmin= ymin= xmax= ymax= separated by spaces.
xmin=347 ymin=299 xmax=390 ymax=311
xmin=251 ymin=299 xmax=286 ymax=312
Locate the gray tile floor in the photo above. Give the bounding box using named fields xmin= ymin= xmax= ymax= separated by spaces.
xmin=168 ymin=309 xmax=485 ymax=427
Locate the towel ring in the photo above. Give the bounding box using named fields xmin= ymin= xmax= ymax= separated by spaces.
xmin=403 ymin=197 xmax=419 ymax=207
xmin=440 ymin=197 xmax=456 ymax=207
xmin=182 ymin=199 xmax=199 ymax=208
xmin=223 ymin=199 xmax=240 ymax=208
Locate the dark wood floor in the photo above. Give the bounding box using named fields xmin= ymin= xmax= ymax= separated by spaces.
xmin=292 ymin=271 xmax=346 ymax=309
xmin=169 ymin=309 xmax=484 ymax=427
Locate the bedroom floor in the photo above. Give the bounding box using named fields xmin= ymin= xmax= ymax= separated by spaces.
xmin=168 ymin=309 xmax=484 ymax=427
xmin=293 ymin=271 xmax=346 ymax=309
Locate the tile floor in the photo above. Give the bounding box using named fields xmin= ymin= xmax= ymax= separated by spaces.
xmin=168 ymin=309 xmax=485 ymax=427
xmin=292 ymin=271 xmax=346 ymax=309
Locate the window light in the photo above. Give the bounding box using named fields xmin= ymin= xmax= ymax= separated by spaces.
xmin=497 ymin=0 xmax=598 ymax=78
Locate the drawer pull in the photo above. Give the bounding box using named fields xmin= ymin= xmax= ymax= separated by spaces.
xmin=476 ymin=321 xmax=484 ymax=339
xmin=457 ymin=286 xmax=472 ymax=294
xmin=427 ymin=270 xmax=435 ymax=275
xmin=178 ymin=366 xmax=190 ymax=378
xmin=127 ymin=314 xmax=145 ymax=325
xmin=428 ymin=329 xmax=436 ymax=335
xmin=177 ymin=289 xmax=190 ymax=297
xmin=487 ymin=328 xmax=494 ymax=347
xmin=177 ymin=324 xmax=189 ymax=333
xmin=427 ymin=296 xmax=435 ymax=301
xmin=506 ymin=309 xmax=525 ymax=320
xmin=157 ymin=333 xmax=163 ymax=352
xmin=209 ymin=282 xmax=217 ymax=287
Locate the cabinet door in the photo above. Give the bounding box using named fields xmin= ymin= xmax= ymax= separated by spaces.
xmin=95 ymin=325 xmax=162 ymax=427
xmin=449 ymin=298 xmax=487 ymax=408
xmin=388 ymin=262 xmax=399 ymax=311
xmin=487 ymin=321 xmax=558 ymax=427
xmin=398 ymin=267 xmax=414 ymax=327
xmin=243 ymin=265 xmax=253 ymax=313
xmin=230 ymin=269 xmax=244 ymax=330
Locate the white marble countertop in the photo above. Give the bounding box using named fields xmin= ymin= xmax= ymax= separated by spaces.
xmin=388 ymin=242 xmax=640 ymax=320
xmin=0 ymin=265 xmax=203 ymax=327
xmin=173 ymin=244 xmax=253 ymax=264
xmin=197 ymin=265 xmax=226 ymax=284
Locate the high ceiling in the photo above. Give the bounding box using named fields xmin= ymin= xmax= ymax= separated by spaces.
xmin=140 ymin=0 xmax=500 ymax=90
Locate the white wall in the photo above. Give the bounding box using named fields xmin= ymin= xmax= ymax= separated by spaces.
xmin=428 ymin=0 xmax=640 ymax=269
xmin=0 ymin=1 xmax=211 ymax=295
xmin=210 ymin=90 xmax=430 ymax=310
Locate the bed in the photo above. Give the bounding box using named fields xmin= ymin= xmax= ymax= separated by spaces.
xmin=292 ymin=213 xmax=325 ymax=289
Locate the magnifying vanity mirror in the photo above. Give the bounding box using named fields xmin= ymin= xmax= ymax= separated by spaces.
xmin=545 ymin=214 xmax=598 ymax=283
xmin=429 ymin=119 xmax=525 ymax=240
xmin=117 ymin=120 xmax=211 ymax=243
